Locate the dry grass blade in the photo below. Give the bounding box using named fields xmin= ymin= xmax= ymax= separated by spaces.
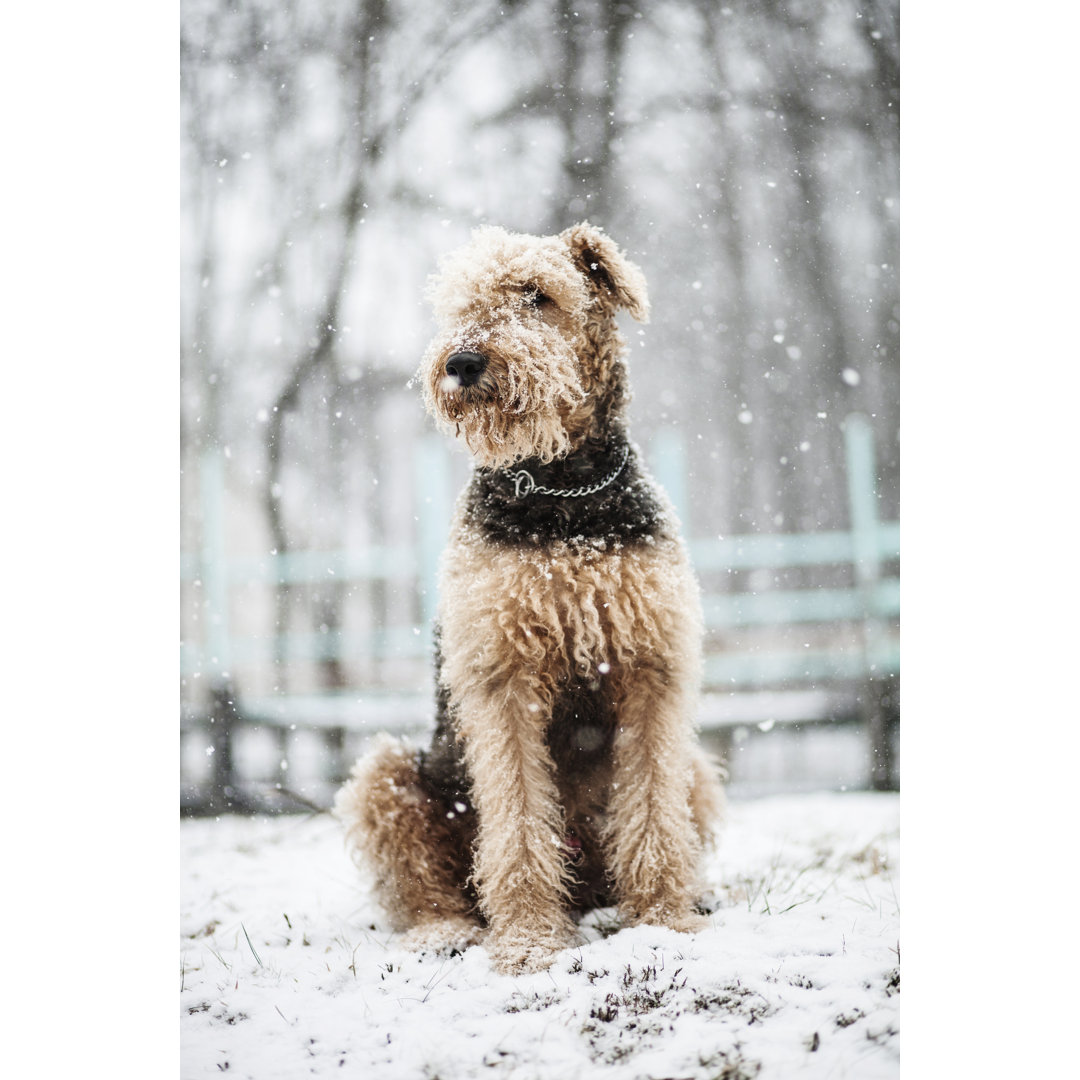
xmin=241 ymin=923 xmax=263 ymax=967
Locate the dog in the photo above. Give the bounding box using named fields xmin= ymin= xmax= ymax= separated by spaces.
xmin=335 ymin=222 xmax=724 ymax=973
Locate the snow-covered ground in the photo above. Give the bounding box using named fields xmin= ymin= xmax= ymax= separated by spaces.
xmin=180 ymin=792 xmax=899 ymax=1078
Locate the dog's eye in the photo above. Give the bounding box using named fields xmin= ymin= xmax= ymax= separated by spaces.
xmin=523 ymin=287 xmax=553 ymax=309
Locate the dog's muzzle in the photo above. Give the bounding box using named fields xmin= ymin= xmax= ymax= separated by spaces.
xmin=444 ymin=351 xmax=488 ymax=388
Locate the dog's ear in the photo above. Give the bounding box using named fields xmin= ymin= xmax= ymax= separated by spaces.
xmin=561 ymin=223 xmax=650 ymax=323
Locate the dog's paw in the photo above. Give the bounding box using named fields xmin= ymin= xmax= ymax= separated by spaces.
xmin=625 ymin=906 xmax=711 ymax=935
xmin=401 ymin=917 xmax=485 ymax=954
xmin=488 ymin=929 xmax=577 ymax=975
xmin=489 ymin=939 xmax=562 ymax=975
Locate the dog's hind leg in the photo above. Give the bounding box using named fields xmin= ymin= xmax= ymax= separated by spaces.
xmin=689 ymin=743 xmax=727 ymax=846
xmin=334 ymin=733 xmax=482 ymax=950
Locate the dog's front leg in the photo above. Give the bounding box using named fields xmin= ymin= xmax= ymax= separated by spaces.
xmin=606 ymin=661 xmax=709 ymax=934
xmin=454 ymin=675 xmax=577 ymax=973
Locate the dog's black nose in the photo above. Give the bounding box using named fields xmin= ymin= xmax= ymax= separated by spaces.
xmin=444 ymin=351 xmax=488 ymax=387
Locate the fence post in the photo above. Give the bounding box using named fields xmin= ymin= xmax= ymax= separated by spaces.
xmin=199 ymin=450 xmax=231 ymax=677
xmin=844 ymin=414 xmax=896 ymax=790
xmin=650 ymin=428 xmax=688 ymax=530
xmin=414 ymin=436 xmax=452 ymax=635
xmin=207 ymin=679 xmax=241 ymax=812
xmin=844 ymin=414 xmax=880 ymax=599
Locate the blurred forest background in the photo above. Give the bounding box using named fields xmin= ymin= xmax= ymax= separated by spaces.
xmin=179 ymin=0 xmax=898 ymax=731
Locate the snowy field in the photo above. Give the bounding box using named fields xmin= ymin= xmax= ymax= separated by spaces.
xmin=180 ymin=792 xmax=899 ymax=1079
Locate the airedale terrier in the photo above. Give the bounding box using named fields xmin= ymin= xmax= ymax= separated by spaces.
xmin=335 ymin=223 xmax=724 ymax=974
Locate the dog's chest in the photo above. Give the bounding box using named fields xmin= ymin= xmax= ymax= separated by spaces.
xmin=439 ymin=530 xmax=692 ymax=676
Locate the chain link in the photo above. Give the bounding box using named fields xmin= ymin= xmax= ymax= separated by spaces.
xmin=508 ymin=444 xmax=630 ymax=499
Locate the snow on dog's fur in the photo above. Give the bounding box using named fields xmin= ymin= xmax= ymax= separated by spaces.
xmin=336 ymin=223 xmax=724 ymax=974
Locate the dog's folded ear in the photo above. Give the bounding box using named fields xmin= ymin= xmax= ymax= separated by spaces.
xmin=561 ymin=222 xmax=650 ymax=323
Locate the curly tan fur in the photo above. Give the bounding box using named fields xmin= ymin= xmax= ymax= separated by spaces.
xmin=335 ymin=223 xmax=724 ymax=974
xmin=335 ymin=734 xmax=480 ymax=936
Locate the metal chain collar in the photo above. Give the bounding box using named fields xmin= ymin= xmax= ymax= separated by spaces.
xmin=508 ymin=444 xmax=630 ymax=499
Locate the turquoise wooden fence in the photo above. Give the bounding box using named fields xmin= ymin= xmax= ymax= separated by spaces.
xmin=181 ymin=414 xmax=897 ymax=693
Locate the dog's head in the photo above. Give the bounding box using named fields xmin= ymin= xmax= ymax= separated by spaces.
xmin=420 ymin=223 xmax=649 ymax=469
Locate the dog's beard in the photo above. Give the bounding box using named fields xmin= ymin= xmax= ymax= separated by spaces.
xmin=442 ymin=396 xmax=578 ymax=468
xmin=430 ymin=368 xmax=588 ymax=469
xmin=423 ymin=325 xmax=592 ymax=467
xmin=436 ymin=367 xmax=501 ymax=420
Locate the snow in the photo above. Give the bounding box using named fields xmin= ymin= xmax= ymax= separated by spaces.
xmin=180 ymin=792 xmax=899 ymax=1078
